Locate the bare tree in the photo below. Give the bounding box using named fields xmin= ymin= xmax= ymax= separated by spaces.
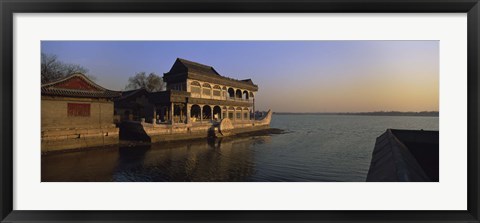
xmin=41 ymin=53 xmax=90 ymax=84
xmin=125 ymin=72 xmax=165 ymax=92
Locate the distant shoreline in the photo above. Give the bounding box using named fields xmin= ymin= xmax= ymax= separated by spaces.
xmin=272 ymin=111 xmax=439 ymax=117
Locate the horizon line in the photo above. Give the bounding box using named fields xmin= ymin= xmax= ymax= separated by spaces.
xmin=269 ymin=111 xmax=439 ymax=113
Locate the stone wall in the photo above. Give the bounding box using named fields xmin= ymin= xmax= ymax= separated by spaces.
xmin=135 ymin=120 xmax=270 ymax=143
xmin=42 ymin=96 xmax=115 ymax=129
xmin=41 ymin=96 xmax=119 ymax=152
xmin=41 ymin=127 xmax=119 ymax=153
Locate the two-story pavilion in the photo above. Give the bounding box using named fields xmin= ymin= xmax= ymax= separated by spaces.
xmin=150 ymin=58 xmax=258 ymax=125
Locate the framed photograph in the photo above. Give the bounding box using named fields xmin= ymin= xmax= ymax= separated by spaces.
xmin=1 ymin=0 xmax=479 ymax=222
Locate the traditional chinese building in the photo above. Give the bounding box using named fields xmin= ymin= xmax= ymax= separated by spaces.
xmin=113 ymin=58 xmax=269 ymax=143
xmin=41 ymin=73 xmax=121 ymax=152
xmin=124 ymin=58 xmax=258 ymax=125
xmin=114 ymin=88 xmax=153 ymax=122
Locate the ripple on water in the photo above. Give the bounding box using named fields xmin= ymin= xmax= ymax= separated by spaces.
xmin=41 ymin=115 xmax=438 ymax=182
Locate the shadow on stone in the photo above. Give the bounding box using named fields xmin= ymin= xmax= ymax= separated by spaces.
xmin=119 ymin=121 xmax=151 ymax=142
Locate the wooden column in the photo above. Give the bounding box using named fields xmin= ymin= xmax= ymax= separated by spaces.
xmin=170 ymin=103 xmax=174 ymax=125
xmin=179 ymin=104 xmax=184 ymax=123
xmin=186 ymin=104 xmax=191 ymax=124
xmin=210 ymin=105 xmax=213 ymax=122
xmin=152 ymin=107 xmax=157 ymax=124
xmin=165 ymin=107 xmax=169 ymax=122
xmin=233 ymin=108 xmax=236 ymax=123
xmin=253 ymin=98 xmax=255 ymax=120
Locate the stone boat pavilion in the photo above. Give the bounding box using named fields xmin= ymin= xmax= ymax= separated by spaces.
xmin=116 ymin=58 xmax=259 ymax=125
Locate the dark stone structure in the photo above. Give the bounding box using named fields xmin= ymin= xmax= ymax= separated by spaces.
xmin=367 ymin=129 xmax=439 ymax=182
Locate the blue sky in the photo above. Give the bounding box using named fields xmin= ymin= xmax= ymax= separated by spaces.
xmin=41 ymin=41 xmax=438 ymax=112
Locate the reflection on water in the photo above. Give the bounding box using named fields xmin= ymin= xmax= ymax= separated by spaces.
xmin=42 ymin=136 xmax=271 ymax=182
xmin=42 ymin=115 xmax=439 ymax=182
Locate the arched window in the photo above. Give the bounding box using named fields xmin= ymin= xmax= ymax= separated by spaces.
xmin=222 ymin=106 xmax=228 ymax=119
xmin=235 ymin=89 xmax=242 ymax=99
xmin=190 ymin=81 xmax=201 ymax=95
xmin=213 ymin=106 xmax=222 ymax=120
xmin=190 ymin=105 xmax=202 ymax=122
xmin=235 ymin=107 xmax=242 ymax=120
xmin=202 ymin=83 xmax=212 ymax=96
xmin=213 ymin=85 xmax=221 ymax=97
xmin=228 ymin=106 xmax=235 ymax=119
xmin=228 ymin=88 xmax=235 ymax=98
xmin=243 ymin=90 xmax=249 ymax=100
xmin=202 ymin=105 xmax=212 ymax=120
xmin=243 ymin=107 xmax=249 ymax=120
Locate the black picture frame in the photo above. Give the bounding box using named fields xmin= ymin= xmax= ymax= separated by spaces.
xmin=1 ymin=0 xmax=479 ymax=222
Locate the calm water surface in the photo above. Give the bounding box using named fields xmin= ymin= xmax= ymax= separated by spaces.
xmin=42 ymin=115 xmax=439 ymax=182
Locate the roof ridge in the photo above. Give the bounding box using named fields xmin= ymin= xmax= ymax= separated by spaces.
xmin=170 ymin=58 xmax=258 ymax=88
xmin=177 ymin=58 xmax=213 ymax=68
xmin=41 ymin=73 xmax=115 ymax=92
xmin=118 ymin=88 xmax=148 ymax=100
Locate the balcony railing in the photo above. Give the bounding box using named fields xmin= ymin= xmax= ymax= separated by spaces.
xmin=189 ymin=94 xmax=253 ymax=102
xmin=227 ymin=97 xmax=253 ymax=102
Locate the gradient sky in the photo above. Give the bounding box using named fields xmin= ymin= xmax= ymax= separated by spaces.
xmin=41 ymin=41 xmax=439 ymax=112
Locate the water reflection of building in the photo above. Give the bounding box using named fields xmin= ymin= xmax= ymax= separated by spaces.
xmin=42 ymin=148 xmax=121 ymax=181
xmin=115 ymin=58 xmax=259 ymax=125
xmin=115 ymin=136 xmax=270 ymax=182
xmin=42 ymin=135 xmax=272 ymax=182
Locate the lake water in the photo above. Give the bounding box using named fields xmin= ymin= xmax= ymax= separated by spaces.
xmin=41 ymin=114 xmax=439 ymax=182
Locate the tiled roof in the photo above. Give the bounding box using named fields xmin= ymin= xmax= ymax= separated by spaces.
xmin=241 ymin=79 xmax=254 ymax=85
xmin=41 ymin=73 xmax=121 ymax=98
xmin=113 ymin=88 xmax=150 ymax=108
xmin=177 ymin=58 xmax=221 ymax=77
xmin=170 ymin=58 xmax=258 ymax=89
xmin=116 ymin=88 xmax=148 ymax=100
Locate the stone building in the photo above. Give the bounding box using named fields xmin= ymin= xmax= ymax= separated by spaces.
xmin=134 ymin=58 xmax=258 ymax=125
xmin=41 ymin=73 xmax=121 ymax=152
